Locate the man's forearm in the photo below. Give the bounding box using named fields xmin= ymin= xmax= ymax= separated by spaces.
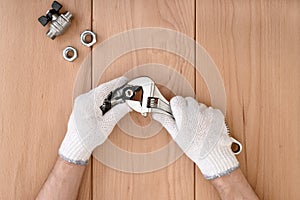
xmin=36 ymin=157 xmax=86 ymax=200
xmin=211 ymin=168 xmax=259 ymax=200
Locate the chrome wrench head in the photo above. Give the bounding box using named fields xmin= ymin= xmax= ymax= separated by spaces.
xmin=100 ymin=76 xmax=172 ymax=117
xmin=126 ymin=76 xmax=172 ymax=117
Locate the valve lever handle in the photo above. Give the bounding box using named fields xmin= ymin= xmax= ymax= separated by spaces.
xmin=52 ymin=1 xmax=62 ymax=12
xmin=38 ymin=1 xmax=63 ymax=26
xmin=38 ymin=16 xmax=50 ymax=26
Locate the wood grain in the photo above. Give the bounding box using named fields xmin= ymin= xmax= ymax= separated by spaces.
xmin=0 ymin=0 xmax=92 ymax=199
xmin=92 ymin=0 xmax=195 ymax=199
xmin=196 ymin=0 xmax=300 ymax=199
xmin=0 ymin=0 xmax=299 ymax=200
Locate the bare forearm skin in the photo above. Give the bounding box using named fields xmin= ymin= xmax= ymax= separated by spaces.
xmin=37 ymin=159 xmax=258 ymax=200
xmin=36 ymin=157 xmax=86 ymax=200
xmin=211 ymin=168 xmax=259 ymax=200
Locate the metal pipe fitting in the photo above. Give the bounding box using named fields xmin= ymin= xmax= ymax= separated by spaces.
xmin=46 ymin=12 xmax=72 ymax=39
xmin=38 ymin=1 xmax=73 ymax=40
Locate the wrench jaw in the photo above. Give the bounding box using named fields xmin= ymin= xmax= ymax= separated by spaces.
xmin=125 ymin=100 xmax=145 ymax=116
xmin=126 ymin=77 xmax=154 ymax=117
xmin=126 ymin=76 xmax=172 ymax=117
xmin=99 ymin=84 xmax=141 ymax=115
xmin=100 ymin=76 xmax=172 ymax=117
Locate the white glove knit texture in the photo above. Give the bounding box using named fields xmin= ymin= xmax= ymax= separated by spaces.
xmin=59 ymin=77 xmax=131 ymax=165
xmin=152 ymin=96 xmax=239 ymax=179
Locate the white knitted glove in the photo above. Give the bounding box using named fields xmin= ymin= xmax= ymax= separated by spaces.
xmin=152 ymin=96 xmax=240 ymax=180
xmin=59 ymin=77 xmax=131 ymax=165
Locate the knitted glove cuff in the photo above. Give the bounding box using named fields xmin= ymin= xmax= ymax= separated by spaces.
xmin=58 ymin=113 xmax=91 ymax=165
xmin=196 ymin=141 xmax=239 ymax=180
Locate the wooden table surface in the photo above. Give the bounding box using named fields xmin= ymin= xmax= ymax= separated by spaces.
xmin=0 ymin=0 xmax=299 ymax=199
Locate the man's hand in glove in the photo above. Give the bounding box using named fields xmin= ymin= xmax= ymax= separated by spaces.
xmin=59 ymin=76 xmax=131 ymax=165
xmin=152 ymin=96 xmax=240 ymax=180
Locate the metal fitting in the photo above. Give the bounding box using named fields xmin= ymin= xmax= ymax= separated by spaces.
xmin=46 ymin=12 xmax=72 ymax=39
xmin=80 ymin=30 xmax=97 ymax=47
xmin=38 ymin=1 xmax=72 ymax=39
xmin=63 ymin=46 xmax=77 ymax=62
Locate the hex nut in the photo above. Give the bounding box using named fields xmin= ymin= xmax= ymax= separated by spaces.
xmin=63 ymin=46 xmax=78 ymax=62
xmin=80 ymin=30 xmax=97 ymax=47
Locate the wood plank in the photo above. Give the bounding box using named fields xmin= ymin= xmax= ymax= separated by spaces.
xmin=1 ymin=0 xmax=298 ymax=199
xmin=0 ymin=0 xmax=92 ymax=199
xmin=195 ymin=0 xmax=300 ymax=199
xmin=92 ymin=0 xmax=195 ymax=199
